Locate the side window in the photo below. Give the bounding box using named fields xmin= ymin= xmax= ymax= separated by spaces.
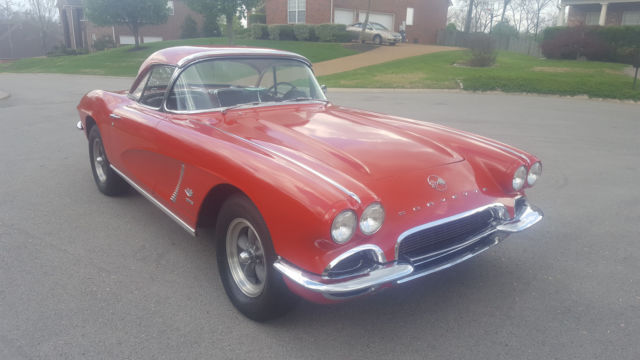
xmin=129 ymin=72 xmax=150 ymax=101
xmin=139 ymin=65 xmax=175 ymax=108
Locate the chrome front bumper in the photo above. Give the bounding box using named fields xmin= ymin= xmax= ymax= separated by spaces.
xmin=274 ymin=202 xmax=543 ymax=298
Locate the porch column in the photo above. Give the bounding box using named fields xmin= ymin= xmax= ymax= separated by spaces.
xmin=599 ymin=2 xmax=608 ymax=26
xmin=557 ymin=5 xmax=567 ymax=26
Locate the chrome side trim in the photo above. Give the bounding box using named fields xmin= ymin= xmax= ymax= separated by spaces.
xmin=274 ymin=201 xmax=543 ymax=297
xmin=322 ymin=244 xmax=386 ymax=279
xmin=208 ymin=125 xmax=362 ymax=204
xmin=395 ymin=202 xmax=506 ymax=260
xmin=170 ymin=163 xmax=185 ymax=203
xmin=110 ymin=165 xmax=196 ymax=236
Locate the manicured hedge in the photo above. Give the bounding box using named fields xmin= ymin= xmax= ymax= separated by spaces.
xmin=250 ymin=24 xmax=269 ymax=40
xmin=541 ymin=26 xmax=640 ymax=65
xmin=251 ymin=23 xmax=353 ymax=43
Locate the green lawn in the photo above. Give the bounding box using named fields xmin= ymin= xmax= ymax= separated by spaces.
xmin=0 ymin=37 xmax=359 ymax=77
xmin=318 ymin=50 xmax=640 ymax=101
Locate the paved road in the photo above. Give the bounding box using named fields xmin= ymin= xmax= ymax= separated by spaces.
xmin=1 ymin=73 xmax=639 ymax=360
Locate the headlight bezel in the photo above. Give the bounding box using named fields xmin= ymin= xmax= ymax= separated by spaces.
xmin=331 ymin=210 xmax=357 ymax=244
xmin=527 ymin=162 xmax=542 ymax=186
xmin=359 ymin=202 xmax=385 ymax=236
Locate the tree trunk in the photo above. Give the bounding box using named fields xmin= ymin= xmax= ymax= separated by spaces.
xmin=132 ymin=23 xmax=140 ymax=49
xmin=359 ymin=0 xmax=372 ymax=43
xmin=226 ymin=14 xmax=234 ymax=45
xmin=464 ymin=0 xmax=474 ymax=33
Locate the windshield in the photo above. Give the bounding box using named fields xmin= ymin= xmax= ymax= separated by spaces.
xmin=166 ymin=58 xmax=326 ymax=112
xmin=370 ymin=23 xmax=388 ymax=30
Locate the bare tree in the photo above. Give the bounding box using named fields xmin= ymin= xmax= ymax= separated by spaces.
xmin=464 ymin=0 xmax=474 ymax=32
xmin=532 ymin=0 xmax=553 ymax=38
xmin=27 ymin=0 xmax=56 ymax=52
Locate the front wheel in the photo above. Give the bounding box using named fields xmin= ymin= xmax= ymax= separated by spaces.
xmin=373 ymin=35 xmax=382 ymax=45
xmin=216 ymin=194 xmax=298 ymax=321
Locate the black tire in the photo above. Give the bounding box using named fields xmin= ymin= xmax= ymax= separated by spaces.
xmin=88 ymin=126 xmax=128 ymax=196
xmin=216 ymin=194 xmax=298 ymax=321
xmin=373 ymin=35 xmax=382 ymax=45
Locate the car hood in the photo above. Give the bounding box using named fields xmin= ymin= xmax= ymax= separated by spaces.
xmin=222 ymin=104 xmax=465 ymax=182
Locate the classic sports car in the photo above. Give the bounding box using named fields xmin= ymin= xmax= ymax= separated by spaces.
xmin=76 ymin=46 xmax=543 ymax=321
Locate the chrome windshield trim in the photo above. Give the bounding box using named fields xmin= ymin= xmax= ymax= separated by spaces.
xmin=164 ymin=99 xmax=328 ymax=115
xmin=206 ymin=125 xmax=362 ymax=204
xmin=110 ymin=165 xmax=196 ymax=236
xmin=395 ymin=203 xmax=506 ymax=260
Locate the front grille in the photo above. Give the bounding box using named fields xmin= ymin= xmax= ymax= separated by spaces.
xmin=398 ymin=209 xmax=496 ymax=262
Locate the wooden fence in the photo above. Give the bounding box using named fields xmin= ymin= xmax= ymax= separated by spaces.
xmin=437 ymin=30 xmax=543 ymax=58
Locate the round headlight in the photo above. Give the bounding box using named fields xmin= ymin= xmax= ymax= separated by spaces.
xmin=512 ymin=165 xmax=527 ymax=191
xmin=331 ymin=210 xmax=357 ymax=244
xmin=527 ymin=162 xmax=542 ymax=186
xmin=359 ymin=203 xmax=385 ymax=235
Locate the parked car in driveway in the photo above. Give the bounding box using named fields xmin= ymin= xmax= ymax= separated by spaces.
xmin=76 ymin=46 xmax=543 ymax=321
xmin=347 ymin=22 xmax=402 ymax=45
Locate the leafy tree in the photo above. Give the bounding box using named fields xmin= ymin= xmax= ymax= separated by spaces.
xmin=85 ymin=0 xmax=170 ymax=49
xmin=185 ymin=0 xmax=260 ymax=44
xmin=181 ymin=14 xmax=199 ymax=38
xmin=202 ymin=15 xmax=221 ymax=37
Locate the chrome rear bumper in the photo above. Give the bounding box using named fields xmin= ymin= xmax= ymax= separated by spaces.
xmin=274 ymin=201 xmax=543 ymax=298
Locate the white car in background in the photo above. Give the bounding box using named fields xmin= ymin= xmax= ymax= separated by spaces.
xmin=347 ymin=22 xmax=402 ymax=45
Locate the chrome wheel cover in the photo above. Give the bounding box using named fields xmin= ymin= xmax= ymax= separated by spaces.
xmin=226 ymin=218 xmax=267 ymax=298
xmin=92 ymin=137 xmax=107 ymax=183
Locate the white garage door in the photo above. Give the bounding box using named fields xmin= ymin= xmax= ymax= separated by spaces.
xmin=334 ymin=8 xmax=355 ymax=25
xmin=119 ymin=36 xmax=163 ymax=45
xmin=358 ymin=11 xmax=394 ymax=31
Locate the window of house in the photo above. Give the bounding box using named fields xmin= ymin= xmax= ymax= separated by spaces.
xmin=406 ymin=7 xmax=414 ymax=26
xmin=288 ymin=0 xmax=305 ymax=24
xmin=585 ymin=12 xmax=600 ymax=25
xmin=622 ymin=11 xmax=640 ymax=25
xmin=167 ymin=1 xmax=175 ymax=16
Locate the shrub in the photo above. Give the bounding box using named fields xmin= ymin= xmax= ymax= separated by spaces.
xmin=541 ymin=25 xmax=640 ymax=63
xmin=468 ymin=33 xmax=497 ymax=67
xmin=293 ymin=24 xmax=315 ymax=41
xmin=202 ymin=15 xmax=221 ymax=37
xmin=492 ymin=21 xmax=518 ymax=38
xmin=248 ymin=13 xmax=266 ymax=25
xmin=251 ymin=23 xmax=269 ymax=39
xmin=315 ymin=23 xmax=351 ymax=42
xmin=92 ymin=35 xmax=115 ymax=51
xmin=181 ymin=15 xmax=200 ymax=39
xmin=268 ymin=24 xmax=295 ymax=40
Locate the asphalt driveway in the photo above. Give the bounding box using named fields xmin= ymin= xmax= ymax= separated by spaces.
xmin=0 ymin=73 xmax=638 ymax=359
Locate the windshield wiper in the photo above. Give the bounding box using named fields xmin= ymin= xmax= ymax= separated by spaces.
xmin=221 ymin=102 xmax=261 ymax=114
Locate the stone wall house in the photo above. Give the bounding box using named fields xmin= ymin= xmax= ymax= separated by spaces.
xmin=558 ymin=0 xmax=640 ymax=26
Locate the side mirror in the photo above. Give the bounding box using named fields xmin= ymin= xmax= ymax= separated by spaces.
xmin=321 ymin=84 xmax=327 ymax=95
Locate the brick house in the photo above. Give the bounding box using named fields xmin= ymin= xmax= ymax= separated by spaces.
xmin=265 ymin=0 xmax=450 ymax=44
xmin=57 ymin=0 xmax=204 ymax=50
xmin=558 ymin=0 xmax=640 ymax=26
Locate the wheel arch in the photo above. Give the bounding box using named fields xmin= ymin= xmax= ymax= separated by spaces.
xmin=196 ymin=183 xmax=247 ymax=229
xmin=85 ymin=115 xmax=96 ymax=138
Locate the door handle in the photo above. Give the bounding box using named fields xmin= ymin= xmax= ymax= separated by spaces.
xmin=109 ymin=114 xmax=121 ymax=119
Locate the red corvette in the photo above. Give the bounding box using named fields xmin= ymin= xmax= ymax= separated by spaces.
xmin=77 ymin=46 xmax=543 ymax=321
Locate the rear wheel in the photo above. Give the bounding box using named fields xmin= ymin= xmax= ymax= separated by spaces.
xmin=216 ymin=194 xmax=298 ymax=321
xmin=88 ymin=126 xmax=128 ymax=196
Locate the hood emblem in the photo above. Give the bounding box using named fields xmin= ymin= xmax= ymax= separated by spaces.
xmin=427 ymin=175 xmax=447 ymax=192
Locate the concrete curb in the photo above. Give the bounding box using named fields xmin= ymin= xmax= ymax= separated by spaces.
xmin=0 ymin=90 xmax=9 ymax=100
